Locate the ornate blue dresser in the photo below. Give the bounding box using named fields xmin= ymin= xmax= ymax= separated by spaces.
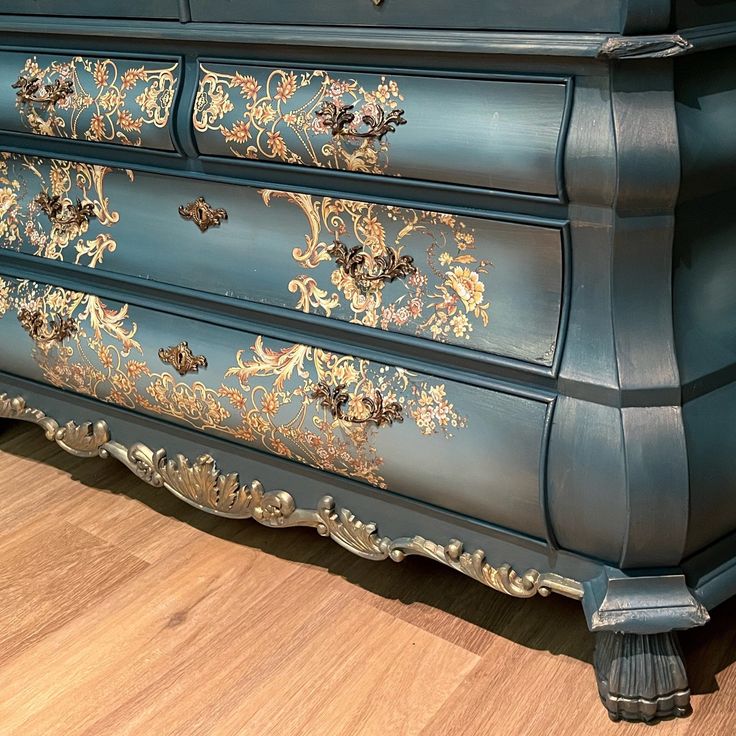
xmin=0 ymin=2 xmax=734 ymax=723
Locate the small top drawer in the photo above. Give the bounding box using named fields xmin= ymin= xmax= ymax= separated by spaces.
xmin=0 ymin=51 xmax=180 ymax=150
xmin=0 ymin=1 xmax=179 ymax=18
xmin=187 ymin=0 xmax=656 ymax=33
xmin=193 ymin=63 xmax=568 ymax=197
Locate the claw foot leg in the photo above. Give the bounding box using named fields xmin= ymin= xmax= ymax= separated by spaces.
xmin=594 ymin=631 xmax=691 ymax=722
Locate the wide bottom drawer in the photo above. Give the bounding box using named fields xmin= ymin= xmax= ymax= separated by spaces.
xmin=0 ymin=273 xmax=550 ymax=537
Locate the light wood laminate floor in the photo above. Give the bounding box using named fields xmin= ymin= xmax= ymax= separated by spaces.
xmin=0 ymin=421 xmax=734 ymax=736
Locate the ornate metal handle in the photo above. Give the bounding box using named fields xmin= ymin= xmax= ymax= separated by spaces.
xmin=327 ymin=234 xmax=417 ymax=288
xmin=316 ymin=101 xmax=407 ymax=141
xmin=17 ymin=309 xmax=77 ymax=344
xmin=179 ymin=197 xmax=228 ymax=233
xmin=158 ymin=341 xmax=208 ymax=376
xmin=36 ymin=191 xmax=96 ymax=230
xmin=312 ymin=382 xmax=403 ymax=427
xmin=12 ymin=75 xmax=74 ymax=107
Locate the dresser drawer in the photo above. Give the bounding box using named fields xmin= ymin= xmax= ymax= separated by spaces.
xmin=188 ymin=1 xmax=645 ymax=32
xmin=0 ymin=273 xmax=550 ymax=537
xmin=0 ymin=152 xmax=564 ymax=367
xmin=0 ymin=1 xmax=178 ymax=17
xmin=0 ymin=51 xmax=180 ymax=150
xmin=193 ymin=62 xmax=567 ymax=197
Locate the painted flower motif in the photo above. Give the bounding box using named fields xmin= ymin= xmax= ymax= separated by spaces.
xmin=450 ymin=313 xmax=471 ymax=338
xmin=116 ymin=109 xmax=143 ymax=132
xmin=233 ymin=74 xmax=260 ymax=99
xmin=93 ymin=61 xmax=109 ymax=88
xmin=98 ymin=89 xmax=123 ymax=113
xmin=327 ymin=79 xmax=350 ymax=99
xmin=224 ymin=119 xmax=251 ymax=143
xmin=121 ymin=67 xmax=147 ymax=90
xmin=312 ymin=115 xmax=329 ymax=135
xmin=445 ymin=267 xmax=486 ymax=313
xmin=275 ymin=72 xmax=297 ymax=102
xmin=0 ymin=277 xmax=10 ymax=318
xmin=375 ymin=82 xmax=390 ymax=103
xmin=267 ymin=131 xmax=287 ymax=158
xmin=261 ymin=391 xmax=280 ymax=416
xmin=252 ymin=103 xmax=276 ymax=125
xmin=438 ymin=252 xmax=454 ymax=266
xmin=88 ymin=113 xmax=106 ymax=140
xmin=126 ymin=360 xmax=149 ymax=379
xmin=48 ymin=165 xmax=69 ymax=197
xmin=0 ymin=186 xmax=18 ymax=221
xmin=456 ymin=230 xmax=476 ymax=249
xmin=98 ymin=346 xmax=114 ymax=369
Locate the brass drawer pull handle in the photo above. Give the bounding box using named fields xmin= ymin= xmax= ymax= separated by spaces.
xmin=311 ymin=382 xmax=403 ymax=427
xmin=18 ymin=309 xmax=77 ymax=344
xmin=315 ymin=101 xmax=407 ymax=141
xmin=328 ymin=234 xmax=417 ymax=287
xmin=158 ymin=341 xmax=208 ymax=376
xmin=12 ymin=75 xmax=74 ymax=107
xmin=179 ymin=197 xmax=228 ymax=233
xmin=36 ymin=190 xmax=96 ymax=229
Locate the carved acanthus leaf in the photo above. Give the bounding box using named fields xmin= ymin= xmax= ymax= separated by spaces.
xmin=0 ymin=393 xmax=59 ymax=440
xmin=54 ymin=420 xmax=111 ymax=457
xmin=316 ymin=496 xmax=390 ymax=560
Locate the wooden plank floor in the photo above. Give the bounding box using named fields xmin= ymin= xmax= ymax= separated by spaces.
xmin=0 ymin=421 xmax=735 ymax=736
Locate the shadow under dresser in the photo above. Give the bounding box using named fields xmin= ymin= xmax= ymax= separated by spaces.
xmin=1 ymin=1 xmax=736 ymax=724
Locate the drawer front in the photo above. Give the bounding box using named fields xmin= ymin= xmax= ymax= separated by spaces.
xmin=188 ymin=1 xmax=626 ymax=32
xmin=0 ymin=52 xmax=180 ymax=150
xmin=0 ymin=1 xmax=179 ymax=17
xmin=0 ymin=273 xmax=550 ymax=537
xmin=0 ymin=152 xmax=564 ymax=367
xmin=193 ymin=63 xmax=567 ymax=197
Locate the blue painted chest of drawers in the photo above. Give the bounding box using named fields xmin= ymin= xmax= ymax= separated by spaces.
xmin=0 ymin=2 xmax=735 ymax=724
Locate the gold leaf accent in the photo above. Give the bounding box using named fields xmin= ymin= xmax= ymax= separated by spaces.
xmin=0 ymin=393 xmax=58 ymax=440
xmin=54 ymin=419 xmax=110 ymax=457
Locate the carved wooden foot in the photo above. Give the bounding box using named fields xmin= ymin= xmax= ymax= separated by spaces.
xmin=594 ymin=631 xmax=690 ymax=722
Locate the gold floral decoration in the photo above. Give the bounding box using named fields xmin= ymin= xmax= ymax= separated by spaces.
xmin=193 ymin=66 xmax=405 ymax=175
xmin=261 ymin=190 xmax=491 ymax=345
xmin=15 ymin=55 xmax=179 ymax=147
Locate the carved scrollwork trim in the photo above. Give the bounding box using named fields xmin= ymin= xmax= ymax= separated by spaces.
xmin=0 ymin=394 xmax=584 ymax=602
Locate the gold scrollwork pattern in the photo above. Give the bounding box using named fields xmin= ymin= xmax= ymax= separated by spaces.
xmin=15 ymin=55 xmax=179 ymax=147
xmin=0 ymin=395 xmax=584 ymax=601
xmin=1 ymin=152 xmax=132 ymax=266
xmin=193 ymin=65 xmax=406 ymax=175
xmin=261 ymin=190 xmax=491 ymax=346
